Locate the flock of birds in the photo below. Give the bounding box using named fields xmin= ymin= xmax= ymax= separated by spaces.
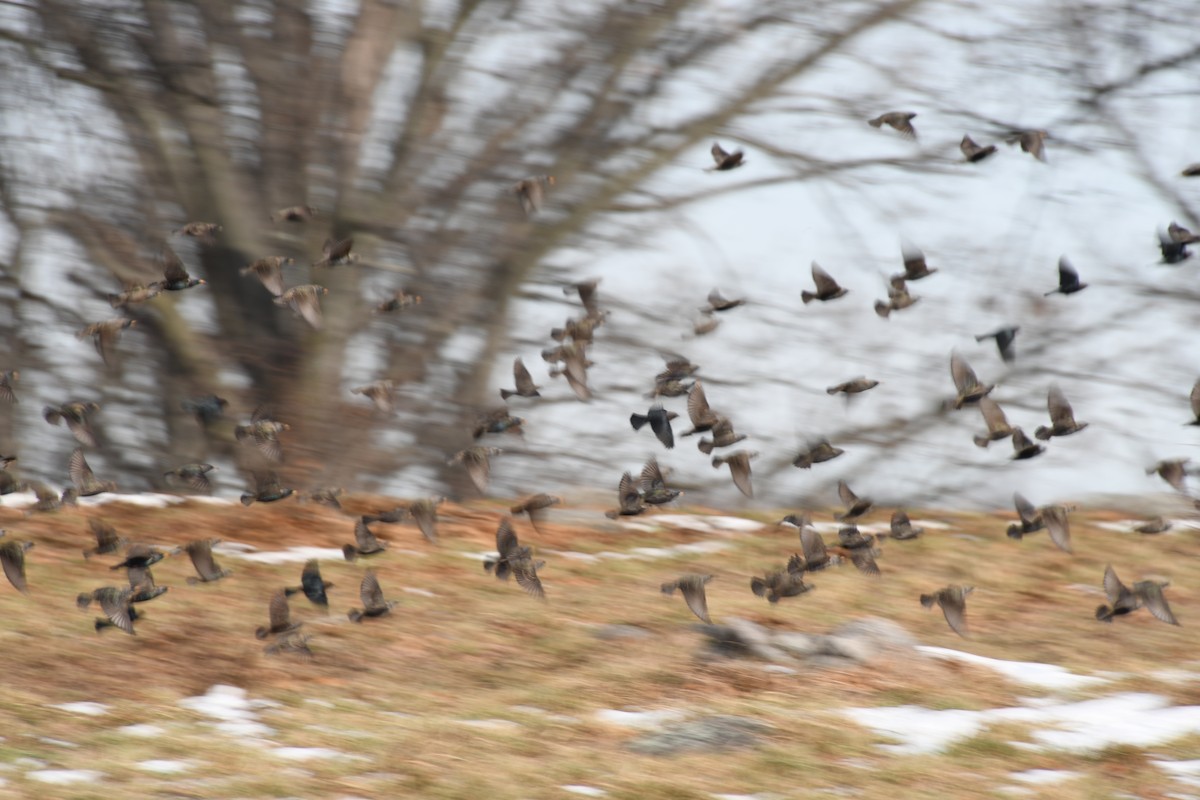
xmin=0 ymin=110 xmax=1195 ymax=653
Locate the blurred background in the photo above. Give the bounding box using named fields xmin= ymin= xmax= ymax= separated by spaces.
xmin=0 ymin=0 xmax=1198 ymax=509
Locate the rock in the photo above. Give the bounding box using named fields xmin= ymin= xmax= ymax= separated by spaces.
xmin=830 ymin=617 xmax=916 ymax=650
xmin=772 ymin=632 xmax=821 ymax=657
xmin=818 ymin=635 xmax=877 ymax=663
xmin=697 ymin=618 xmax=792 ymax=662
xmin=627 ymin=715 xmax=772 ymax=755
xmin=592 ymin=624 xmax=652 ymax=641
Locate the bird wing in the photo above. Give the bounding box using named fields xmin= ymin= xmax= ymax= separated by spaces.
xmin=1057 ymin=256 xmax=1078 ymax=289
xmin=411 ymin=502 xmax=438 ymax=543
xmin=267 ymin=589 xmax=291 ymax=629
xmin=900 ymin=242 xmax=926 ymax=277
xmin=940 ymin=591 xmax=969 ymax=637
xmin=90 ymin=519 xmax=118 ymax=549
xmin=710 ymin=142 xmax=730 ymax=164
xmin=686 ymin=381 xmax=712 ymax=427
xmin=1138 ymin=583 xmax=1179 ymax=625
xmin=68 ymin=448 xmax=94 ymax=492
xmin=187 ymin=539 xmax=223 ymax=579
xmin=1191 ymin=379 xmax=1200 ymax=421
xmin=1047 ymin=385 xmax=1077 ymax=428
xmin=513 ymin=358 xmax=536 ymax=394
xmin=950 ymin=352 xmax=979 ymax=394
xmin=1041 ymin=506 xmax=1071 ymax=554
xmin=462 ymin=450 xmax=491 ymax=493
xmin=680 ymin=578 xmax=711 ymax=623
xmin=354 ymin=517 xmax=382 ymax=550
xmin=495 ymin=517 xmax=521 ymax=558
xmin=649 ymin=406 xmax=675 ymax=449
xmin=1102 ymin=565 xmax=1127 ymax=604
xmin=513 ymin=558 xmax=545 ymax=599
xmin=811 ymin=262 xmax=841 ymax=295
xmin=300 ymin=560 xmax=329 ymax=605
xmin=727 ymin=454 xmax=754 ymax=498
xmin=99 ymin=589 xmax=135 ymax=634
xmin=617 ymin=471 xmax=643 ymax=512
xmin=837 ymin=480 xmax=859 ymax=507
xmin=161 ymin=245 xmax=190 ymax=283
xmin=0 ymin=544 xmax=28 ymax=593
xmin=799 ymin=527 xmax=827 ymax=562
xmin=640 ymin=457 xmax=665 ymax=492
xmin=979 ymin=396 xmax=1010 ymax=434
xmin=1013 ymin=492 xmax=1039 ymax=525
xmin=360 ymin=571 xmax=386 ymax=610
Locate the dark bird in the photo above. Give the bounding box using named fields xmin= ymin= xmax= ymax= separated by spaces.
xmin=920 ymin=585 xmax=972 ymax=637
xmin=708 ymin=142 xmax=745 ymax=171
xmin=1147 ymin=459 xmax=1192 ymax=493
xmin=126 ymin=563 xmax=168 ymax=605
xmin=511 ymin=493 xmax=560 ymax=535
xmin=180 ymin=538 xmax=230 ymax=583
xmin=1006 ymin=492 xmax=1046 ymax=540
xmin=286 ymin=559 xmax=334 ymax=607
xmin=82 ymin=519 xmax=126 ymax=559
xmin=1096 ymin=566 xmax=1179 ymax=625
xmin=680 ymin=381 xmax=722 ymax=437
xmin=751 ymin=555 xmax=810 ymax=603
xmin=175 ymin=221 xmax=221 ymax=238
xmin=256 ymin=589 xmax=301 ymax=639
xmin=563 ymin=278 xmax=603 ymax=320
xmin=154 ymin=246 xmax=206 ymax=291
xmin=712 ymin=450 xmax=757 ymax=498
xmin=706 ymin=288 xmax=745 ymax=311
xmin=802 ymin=262 xmax=848 ymax=304
xmin=0 ymin=538 xmax=33 ymax=593
xmin=604 ymin=471 xmax=647 ymax=519
xmin=234 ymin=407 xmax=290 ymax=462
xmin=450 ymin=446 xmax=502 ymax=494
xmin=1035 ymin=384 xmax=1088 ymax=440
xmin=1160 ymin=226 xmax=1194 ymax=264
xmin=960 ymin=134 xmax=996 ymax=162
xmin=835 ymin=525 xmax=881 ymax=575
xmin=868 ymin=111 xmax=917 ymax=138
xmin=898 ymin=241 xmax=937 ymax=281
xmin=950 ymin=352 xmax=993 ymax=409
xmin=1010 ymin=427 xmax=1045 ymax=460
xmin=874 ymin=276 xmax=918 ymax=318
xmin=975 ymin=326 xmax=1019 ymax=363
xmin=348 ymin=571 xmax=396 ymax=623
xmin=1007 ymin=129 xmax=1048 ymax=161
xmin=163 ymin=463 xmax=215 ymax=494
xmin=640 ymin=457 xmax=682 ymax=505
xmin=0 ymin=370 xmax=16 ymax=403
xmin=1183 ymin=164 xmax=1200 ymax=177
xmin=661 ymin=574 xmax=713 ymax=622
xmin=827 ymin=377 xmax=879 ymax=397
xmin=77 ymin=587 xmax=135 ymax=635
xmin=1134 ymin=517 xmax=1172 ymax=535
xmin=274 ymin=284 xmax=328 ymax=329
xmin=889 ymin=510 xmax=924 ymax=540
xmin=1188 ymin=379 xmax=1200 ymax=426
xmin=792 ymin=439 xmax=844 ymax=469
xmin=240 ymin=256 xmax=292 ymax=297
xmin=314 ymin=237 xmax=356 ymax=269
xmin=797 ymin=527 xmax=835 ymax=571
xmin=1045 ymin=256 xmax=1086 ymax=295
xmin=76 ymin=318 xmax=136 ymax=365
xmin=352 ymin=379 xmax=396 ymax=413
xmin=373 ymin=288 xmax=423 ymax=314
xmin=107 ymin=283 xmax=163 ymax=308
xmin=483 ymin=518 xmax=545 ymax=599
xmin=110 ymin=543 xmax=164 ymax=572
xmin=343 ymin=517 xmax=387 ymax=561
xmin=0 ymin=465 xmax=16 ymax=495
xmin=697 ymin=416 xmax=746 ymax=455
xmin=240 ymin=471 xmax=294 ymax=505
xmin=69 ymin=448 xmax=116 ymax=497
xmin=473 ymin=409 xmax=524 ymax=439
xmin=270 ymin=205 xmax=318 ymax=222
xmin=513 ymin=175 xmax=556 ymax=215
xmin=407 ymin=497 xmax=445 ymax=544
xmin=973 ymin=396 xmax=1014 ymax=448
xmin=500 ymin=358 xmax=541 ymax=400
xmin=835 ymin=479 xmax=873 ymax=521
xmin=181 ymin=394 xmax=228 ymax=427
xmin=44 ymin=401 xmax=101 ymax=447
xmin=630 ymin=404 xmax=678 ymax=450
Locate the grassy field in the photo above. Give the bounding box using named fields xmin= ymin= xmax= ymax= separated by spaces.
xmin=0 ymin=494 xmax=1196 ymax=799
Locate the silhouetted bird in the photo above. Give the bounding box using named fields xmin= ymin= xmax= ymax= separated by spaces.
xmin=69 ymin=448 xmax=116 ymax=497
xmin=889 ymin=510 xmax=924 ymax=540
xmin=960 ymin=134 xmax=996 ymax=162
xmin=792 ymin=439 xmax=844 ymax=468
xmin=708 ymin=142 xmax=744 ymax=171
xmin=1183 ymin=164 xmax=1200 ymax=177
xmin=182 ymin=394 xmax=228 ymax=427
xmin=343 ymin=517 xmax=387 ymax=561
xmin=513 ymin=175 xmax=555 ymax=215
xmin=680 ymin=381 xmax=722 ymax=437
xmin=270 ymin=205 xmax=318 ymax=222
xmin=76 ymin=318 xmax=135 ymax=366
xmin=1035 ymin=384 xmax=1088 ymax=440
xmin=661 ymin=574 xmax=713 ymax=622
xmin=163 ymin=463 xmax=215 ymax=494
xmin=836 ymin=480 xmax=873 ymax=521
xmin=274 ymin=284 xmax=328 ymax=329
xmin=1010 ymin=427 xmax=1045 ymax=460
xmin=240 ymin=471 xmax=294 ymax=505
xmin=697 ymin=416 xmax=747 ymax=454
xmin=77 ymin=587 xmax=135 ymax=634
xmin=0 ymin=538 xmax=33 ymax=593
xmin=44 ymin=401 xmax=101 ymax=447
xmin=1006 ymin=492 xmax=1045 ymax=539
xmin=751 ymin=555 xmax=810 ymax=603
xmin=706 ymin=288 xmax=745 ymax=311
xmin=868 ymin=111 xmax=917 ymax=138
xmin=82 ymin=519 xmax=125 ymax=559
xmin=484 ymin=518 xmax=545 ymax=599
xmin=640 ymin=457 xmax=682 ymax=505
xmin=373 ymin=288 xmax=423 ymax=314
xmin=604 ymin=471 xmax=647 ymax=519
xmin=827 ymin=377 xmax=879 ymax=397
xmin=235 ymin=408 xmax=290 ymax=462
xmin=510 ymin=494 xmax=559 ymax=535
xmin=1045 ymin=256 xmax=1086 ymax=295
xmin=175 ymin=221 xmax=221 ymax=238
xmin=0 ymin=370 xmax=16 ymax=403
xmin=348 ymin=571 xmax=396 ymax=623
xmin=450 ymin=446 xmax=502 ymax=493
xmin=975 ymin=326 xmax=1019 ymax=363
xmin=181 ymin=538 xmax=230 ymax=583
xmin=712 ymin=450 xmax=757 ymax=498
xmin=1096 ymin=565 xmax=1178 ymax=625
xmin=630 ymin=404 xmax=678 ymax=450
xmin=153 ymin=246 xmax=207 ymax=291
xmin=352 ymin=380 xmax=396 ymax=413
xmin=1159 ymin=226 xmax=1193 ymax=264
xmin=950 ymin=352 xmax=993 ymax=409
xmin=314 ymin=237 xmax=356 ymax=268
xmin=802 ymin=262 xmax=848 ymax=304
xmin=241 ymin=256 xmax=292 ymax=297
xmin=286 ymin=560 xmax=334 ymax=607
xmin=973 ymin=396 xmax=1014 ymax=448
xmin=256 ymin=589 xmax=301 ymax=639
xmin=920 ymin=585 xmax=972 ymax=637
xmin=111 ymin=543 xmax=164 ymax=572
xmin=1007 ymin=129 xmax=1048 ymax=161
xmin=500 ymin=358 xmax=541 ymax=400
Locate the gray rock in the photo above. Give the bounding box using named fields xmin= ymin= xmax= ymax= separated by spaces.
xmin=818 ymin=635 xmax=877 ymax=663
xmin=627 ymin=715 xmax=772 ymax=756
xmin=830 ymin=617 xmax=916 ymax=650
xmin=697 ymin=618 xmax=791 ymax=662
xmin=771 ymin=632 xmax=821 ymax=657
xmin=592 ymin=624 xmax=652 ymax=641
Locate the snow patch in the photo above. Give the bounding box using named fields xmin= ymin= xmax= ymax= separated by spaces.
xmin=27 ymin=769 xmax=104 ymax=785
xmin=136 ymin=759 xmax=192 ymax=774
xmin=233 ymin=546 xmax=346 ymax=564
xmin=917 ymin=646 xmax=1107 ymax=690
xmin=51 ymin=702 xmax=109 ymax=716
xmin=594 ymin=709 xmax=685 ymax=729
xmin=179 ymin=684 xmax=276 ymax=738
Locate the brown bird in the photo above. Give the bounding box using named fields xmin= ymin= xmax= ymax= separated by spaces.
xmin=483 ymin=518 xmax=545 ymax=599
xmin=82 ymin=519 xmax=126 ymax=559
xmin=373 ymin=288 xmax=423 ymax=314
xmin=175 ymin=221 xmax=221 ymax=238
xmin=1007 ymin=129 xmax=1048 ymax=162
xmin=108 ymin=283 xmax=163 ymax=308
xmin=234 ymin=407 xmax=290 ymax=463
xmin=449 ymin=446 xmax=502 ymax=494
xmin=706 ymin=288 xmax=745 ymax=311
xmin=898 ymin=241 xmax=937 ymax=281
xmin=973 ymin=396 xmax=1014 ymax=448
xmin=889 ymin=510 xmax=924 ymax=540
xmin=712 ymin=450 xmax=757 ymax=498
xmin=240 ymin=256 xmax=292 ymax=297
xmin=0 ymin=370 xmax=16 ymax=403
xmin=920 ymin=585 xmax=972 ymax=637
xmin=274 ymin=284 xmax=328 ymax=329
xmin=301 ymin=486 xmax=343 ymax=508
xmin=163 ymin=463 xmax=215 ymax=494
xmin=563 ymin=278 xmax=603 ymax=320
xmin=792 ymin=439 xmax=844 ymax=469
xmin=313 ymin=237 xmax=356 ymax=268
xmin=697 ymin=416 xmax=747 ymax=455
xmin=694 ymin=310 xmax=720 ymax=336
xmin=154 ymin=246 xmax=206 ymax=291
xmin=640 ymin=457 xmax=682 ymax=505
xmin=661 ymin=574 xmax=713 ymax=622
xmin=77 ymin=586 xmax=135 ymax=634
xmin=548 ymin=342 xmax=591 ymax=401
xmin=874 ymin=276 xmax=919 ymax=318
xmin=473 ymin=408 xmax=524 ymax=439
xmin=751 ymin=555 xmax=811 ymax=603
xmin=797 ymin=526 xmax=835 ymax=571
xmin=500 ymin=358 xmax=541 ymax=400
xmin=0 ymin=538 xmax=33 ymax=593
xmin=680 ymin=381 xmax=722 ymax=437
xmin=1045 ymin=256 xmax=1087 ymax=295
xmin=1133 ymin=517 xmax=1172 ymax=535
xmin=351 ymin=380 xmax=396 ymax=413
xmin=1147 ymin=459 xmax=1193 ymax=493
xmin=708 ymin=142 xmax=745 ymax=171
xmin=604 ymin=471 xmax=646 ymax=519
xmin=1187 ymin=378 xmax=1200 ymax=426
xmin=110 ymin=543 xmax=164 ymax=572
xmin=827 ymin=377 xmax=879 ymax=397
xmin=343 ymin=517 xmax=387 ymax=561
xmin=240 ymin=471 xmax=294 ymax=505
xmin=511 ymin=493 xmax=560 ymax=535
xmin=868 ymin=111 xmax=917 ymax=138
xmin=76 ymin=318 xmax=136 ymax=366
xmin=348 ymin=571 xmax=396 ymax=623
xmin=1010 ymin=427 xmax=1045 ymax=460
xmin=835 ymin=479 xmax=873 ymax=521
xmin=407 ymin=497 xmax=445 ymax=544
xmin=69 ymin=448 xmax=116 ymax=497
xmin=255 ymin=589 xmax=301 ymax=639
xmin=834 ymin=525 xmax=881 ymax=575
xmin=286 ymin=559 xmax=334 ymax=607
xmin=180 ymin=538 xmax=230 ymax=583
xmin=270 ymin=205 xmax=318 ymax=222
xmin=513 ymin=175 xmax=556 ymax=215
xmin=43 ymin=401 xmax=101 ymax=447
xmin=802 ymin=262 xmax=848 ymax=304
xmin=1006 ymin=492 xmax=1046 ymax=540
xmin=1096 ymin=565 xmax=1179 ymax=625
xmin=960 ymin=134 xmax=996 ymax=162
xmin=950 ymin=352 xmax=993 ymax=409
xmin=1035 ymin=384 xmax=1088 ymax=440
xmin=1039 ymin=505 xmax=1073 ymax=553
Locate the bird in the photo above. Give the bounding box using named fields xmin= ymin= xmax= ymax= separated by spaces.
xmin=797 ymin=526 xmax=836 ymax=571
xmin=264 ymin=632 xmax=314 ymax=659
xmin=77 ymin=587 xmax=136 ymax=635
xmin=874 ymin=276 xmax=919 ymax=318
xmin=300 ymin=487 xmax=341 ymax=509
xmin=898 ymin=241 xmax=937 ymax=281
xmin=630 ymin=404 xmax=678 ymax=450
xmin=548 ymin=341 xmax=591 ymax=401
xmin=1010 ymin=427 xmax=1045 ymax=460
xmin=270 ymin=205 xmax=318 ymax=222
xmin=1188 ymin=379 xmax=1200 ymax=426
xmin=1159 ymin=226 xmax=1193 ymax=264
xmin=679 ymin=381 xmax=722 ymax=437
xmin=751 ymin=555 xmax=810 ymax=603
xmin=1006 ymin=492 xmax=1046 ymax=540
xmin=82 ymin=519 xmax=126 ymax=559
xmin=661 ymin=574 xmax=713 ymax=622
xmin=107 ymin=283 xmax=163 ymax=308
xmin=110 ymin=543 xmax=164 ymax=572
xmin=274 ymin=284 xmax=328 ymax=329
xmin=792 ymin=439 xmax=844 ymax=469
xmin=234 ymin=407 xmax=290 ymax=462
xmin=163 ymin=463 xmax=216 ymax=494
xmin=181 ymin=394 xmax=228 ymax=427
xmin=483 ymin=518 xmax=545 ymax=599
xmin=313 ymin=237 xmax=356 ymax=269
xmin=827 ymin=377 xmax=879 ymax=397
xmin=697 ymin=416 xmax=747 ymax=455
xmin=348 ymin=571 xmax=396 ymax=623
xmin=920 ymin=586 xmax=973 ymax=637
xmin=351 ymin=380 xmax=396 ymax=413
xmin=1007 ymin=129 xmax=1048 ymax=161
xmin=973 ymin=396 xmax=1014 ymax=448
xmin=712 ymin=450 xmax=757 ymax=498
xmin=286 ymin=560 xmax=334 ymax=607
xmin=76 ymin=318 xmax=136 ymax=366
xmin=406 ymin=497 xmax=445 ymax=543
xmin=640 ymin=457 xmax=682 ymax=505
xmin=604 ymin=471 xmax=647 ymax=519
xmin=889 ymin=510 xmax=924 ymax=540
xmin=43 ymin=401 xmax=101 ymax=447
xmin=510 ymin=493 xmax=560 ymax=535
xmin=1167 ymin=221 xmax=1200 ymax=245
xmin=513 ymin=175 xmax=556 ymax=215
xmin=1035 ymin=385 xmax=1089 ymax=440
xmin=950 ymin=352 xmax=993 ymax=409
xmin=802 ymin=262 xmax=848 ymax=304
xmin=867 ymin=111 xmax=917 ymax=138
xmin=960 ymin=134 xmax=996 ymax=162
xmin=1183 ymin=164 xmax=1200 ymax=177
xmin=0 ymin=538 xmax=33 ymax=593
xmin=708 ymin=142 xmax=744 ymax=171
xmin=343 ymin=517 xmax=387 ymax=561
xmin=1147 ymin=459 xmax=1192 ymax=493
xmin=694 ymin=310 xmax=720 ymax=336
xmin=126 ymin=562 xmax=168 ymax=605
xmin=1096 ymin=566 xmax=1178 ymax=625
xmin=175 ymin=221 xmax=221 ymax=238
xmin=180 ymin=538 xmax=230 ymax=583
xmin=240 ymin=256 xmax=292 ymax=297
xmin=0 ymin=370 xmax=17 ymax=403
xmin=975 ymin=326 xmax=1019 ymax=363
xmin=0 ymin=465 xmax=17 ymax=495
xmin=563 ymin=278 xmax=603 ymax=320
xmin=473 ymin=409 xmax=524 ymax=439
xmin=500 ymin=358 xmax=541 ymax=400
xmin=1039 ymin=505 xmax=1073 ymax=553
xmin=373 ymin=288 xmax=423 ymax=314
xmin=240 ymin=471 xmax=294 ymax=505
xmin=153 ymin=246 xmax=207 ymax=291
xmin=834 ymin=525 xmax=881 ymax=575
xmin=1133 ymin=517 xmax=1171 ymax=535
xmin=69 ymin=448 xmax=117 ymax=497
xmin=835 ymin=479 xmax=873 ymax=521
xmin=449 ymin=446 xmax=502 ymax=494
xmin=1045 ymin=256 xmax=1086 ymax=295
xmin=706 ymin=288 xmax=745 ymax=311
xmin=255 ymin=589 xmax=301 ymax=639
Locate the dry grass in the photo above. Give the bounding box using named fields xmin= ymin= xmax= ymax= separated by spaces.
xmin=0 ymin=496 xmax=1196 ymax=798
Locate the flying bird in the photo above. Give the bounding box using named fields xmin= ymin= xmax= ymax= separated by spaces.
xmin=313 ymin=237 xmax=356 ymax=268
xmin=240 ymin=471 xmax=294 ymax=505
xmin=950 ymin=352 xmax=993 ymax=409
xmin=1010 ymin=427 xmax=1045 ymax=460
xmin=274 ymin=284 xmax=328 ymax=329
xmin=1045 ymin=256 xmax=1086 ymax=295
xmin=181 ymin=394 xmax=228 ymax=427
xmin=827 ymin=377 xmax=879 ymax=397
xmin=898 ymin=241 xmax=937 ymax=281
xmin=661 ymin=574 xmax=713 ymax=622
xmin=835 ymin=479 xmax=873 ymax=521
xmin=679 ymin=381 xmax=722 ymax=437
xmin=449 ymin=446 xmax=502 ymax=494
xmin=1035 ymin=385 xmax=1088 ymax=440
xmin=975 ymin=326 xmax=1019 ymax=363
xmin=286 ymin=560 xmax=334 ymax=607
xmin=708 ymin=142 xmax=745 ymax=171
xmin=343 ymin=517 xmax=387 ymax=561
xmin=751 ymin=555 xmax=810 ymax=603
xmin=234 ymin=407 xmax=290 ymax=462
xmin=889 ymin=510 xmax=924 ymax=540
xmin=802 ymin=262 xmax=848 ymax=304
xmin=76 ymin=318 xmax=136 ymax=366
xmin=483 ymin=518 xmax=545 ymax=599
xmin=154 ymin=246 xmax=206 ymax=291
xmin=69 ymin=448 xmax=116 ymax=497
xmin=510 ymin=493 xmax=560 ymax=535
xmin=174 ymin=221 xmax=221 ymax=238
xmin=500 ymin=358 xmax=541 ymax=400
xmin=180 ymin=538 xmax=230 ymax=583
xmin=473 ymin=409 xmax=524 ymax=439
xmin=43 ymin=401 xmax=101 ymax=447
xmin=0 ymin=370 xmax=16 ymax=403
xmin=1006 ymin=492 xmax=1046 ymax=540
xmin=351 ymin=380 xmax=396 ymax=413
xmin=77 ymin=586 xmax=136 ymax=634
xmin=604 ymin=471 xmax=647 ymax=519
xmin=270 ymin=205 xmax=318 ymax=222
xmin=563 ymin=278 xmax=603 ymax=320
xmin=640 ymin=457 xmax=682 ymax=505
xmin=82 ymin=519 xmax=125 ymax=559
xmin=973 ymin=396 xmax=1014 ymax=448
xmin=348 ymin=571 xmax=396 ymax=623
xmin=712 ymin=450 xmax=757 ymax=498
xmin=868 ymin=111 xmax=917 ymax=138
xmin=697 ymin=416 xmax=746 ymax=455
xmin=960 ymin=135 xmax=996 ymax=162
xmin=1007 ymin=129 xmax=1048 ymax=161
xmin=706 ymin=288 xmax=745 ymax=311
xmin=874 ymin=276 xmax=919 ymax=318
xmin=163 ymin=463 xmax=216 ymax=494
xmin=920 ymin=585 xmax=973 ymax=637
xmin=0 ymin=538 xmax=33 ymax=593
xmin=1147 ymin=459 xmax=1193 ymax=494
xmin=1096 ymin=565 xmax=1178 ymax=625
xmin=255 ymin=589 xmax=302 ymax=639
xmin=630 ymin=404 xmax=678 ymax=450
xmin=792 ymin=439 xmax=844 ymax=468
xmin=373 ymin=288 xmax=423 ymax=314
xmin=240 ymin=256 xmax=292 ymax=297
xmin=513 ymin=175 xmax=556 ymax=215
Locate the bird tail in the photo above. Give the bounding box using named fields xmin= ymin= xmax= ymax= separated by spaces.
xmin=1005 ymin=524 xmax=1025 ymax=540
xmin=868 ymin=118 xmax=883 ymax=128
xmin=629 ymin=413 xmax=649 ymax=431
xmin=824 ymin=386 xmax=840 ymax=395
xmin=76 ymin=593 xmax=93 ymax=610
xmin=750 ymin=578 xmax=768 ymax=598
xmin=1034 ymin=426 xmax=1052 ymax=441
xmin=240 ymin=493 xmax=256 ymax=507
xmin=801 ymin=291 xmax=816 ymax=304
xmin=973 ymin=334 xmax=987 ymax=342
xmin=973 ymin=435 xmax=991 ymax=448
xmin=919 ymin=593 xmax=936 ymax=608
xmin=348 ymin=609 xmax=364 ymax=623
xmin=874 ymin=301 xmax=891 ymax=318
xmin=698 ymin=439 xmax=714 ymax=455
xmin=342 ymin=545 xmax=359 ymax=563
xmin=1095 ymin=605 xmax=1114 ymax=623
xmin=499 ymin=389 xmax=515 ymax=400
xmin=660 ymin=582 xmax=678 ymax=596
